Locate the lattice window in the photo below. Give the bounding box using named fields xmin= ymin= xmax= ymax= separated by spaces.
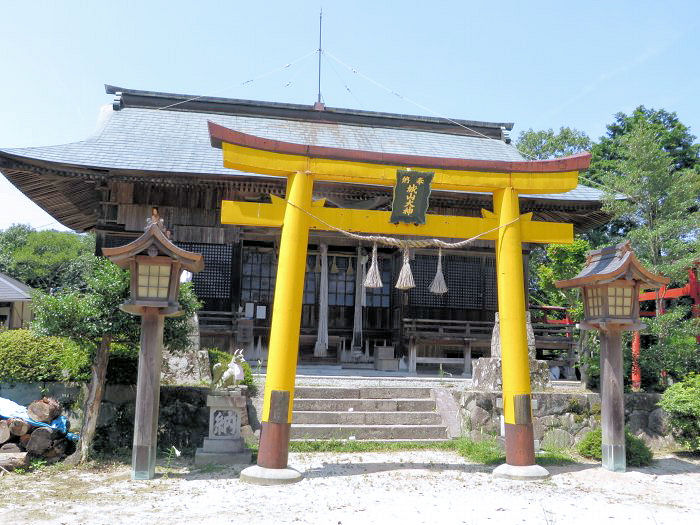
xmin=407 ymin=253 xmax=498 ymax=310
xmin=328 ymin=256 xmax=355 ymax=307
xmin=483 ymin=256 xmax=497 ymax=310
xmin=240 ymin=247 xmax=276 ymax=304
xmin=178 ymin=242 xmax=232 ymax=311
xmin=365 ymin=258 xmax=392 ymax=308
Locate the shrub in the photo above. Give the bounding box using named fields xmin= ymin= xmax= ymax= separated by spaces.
xmin=576 ymin=427 xmax=653 ymax=466
xmin=207 ymin=348 xmax=257 ymax=395
xmin=105 ymin=343 xmax=139 ymax=384
xmin=658 ymin=374 xmax=700 ymax=451
xmin=0 ymin=329 xmax=91 ymax=382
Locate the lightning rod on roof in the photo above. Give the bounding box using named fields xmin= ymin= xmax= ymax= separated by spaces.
xmin=315 ymin=8 xmax=325 ymax=110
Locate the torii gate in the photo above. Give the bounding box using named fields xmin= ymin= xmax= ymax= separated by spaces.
xmin=208 ymin=121 xmax=591 ymax=483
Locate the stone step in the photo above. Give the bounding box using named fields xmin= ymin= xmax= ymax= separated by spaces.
xmin=292 ymin=411 xmax=443 ymax=425
xmin=294 ymin=387 xmax=433 ymax=400
xmin=290 ymin=424 xmax=449 ymax=440
xmin=293 ymin=398 xmax=436 ymax=412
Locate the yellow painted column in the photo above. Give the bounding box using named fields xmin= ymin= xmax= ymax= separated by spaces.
xmin=257 ymin=170 xmax=313 ymax=470
xmin=493 ymin=187 xmax=535 ymax=466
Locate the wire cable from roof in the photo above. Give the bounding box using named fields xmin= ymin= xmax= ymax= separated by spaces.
xmin=323 ymin=49 xmax=502 ymax=143
xmin=155 ymin=49 xmax=318 ymax=112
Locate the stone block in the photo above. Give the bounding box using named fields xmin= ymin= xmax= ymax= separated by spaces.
xmin=374 ymin=358 xmax=399 ymax=371
xmin=628 ymin=410 xmax=648 ymax=435
xmin=470 ymin=405 xmax=492 ymax=429
xmin=202 ymin=437 xmax=246 ymax=453
xmin=194 ymin=449 xmax=252 ymax=466
xmin=541 ymin=428 xmax=572 ymax=449
xmin=648 ymin=408 xmax=669 ymax=436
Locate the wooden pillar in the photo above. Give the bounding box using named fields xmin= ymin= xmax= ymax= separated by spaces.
xmin=408 ymin=337 xmax=417 ymax=374
xmin=256 ymin=171 xmax=313 ymax=470
xmin=132 ymin=307 xmax=164 ymax=480
xmin=493 ymin=187 xmax=535 ymax=467
xmin=600 ymin=326 xmax=626 ymax=472
xmin=462 ymin=340 xmax=472 ymax=377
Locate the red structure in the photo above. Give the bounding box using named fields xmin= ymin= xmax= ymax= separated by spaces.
xmin=632 ymin=261 xmax=700 ymax=389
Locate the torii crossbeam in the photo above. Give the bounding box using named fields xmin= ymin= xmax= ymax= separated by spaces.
xmin=209 ymin=121 xmax=591 ymax=483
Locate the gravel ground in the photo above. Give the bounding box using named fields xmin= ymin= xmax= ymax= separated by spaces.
xmin=1 ymin=450 xmax=698 ymax=525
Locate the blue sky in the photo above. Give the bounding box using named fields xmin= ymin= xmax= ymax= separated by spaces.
xmin=1 ymin=1 xmax=698 ymax=230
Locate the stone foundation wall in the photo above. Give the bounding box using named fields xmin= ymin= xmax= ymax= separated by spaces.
xmin=460 ymin=391 xmax=674 ymax=450
xmin=0 ymin=382 xmax=254 ymax=454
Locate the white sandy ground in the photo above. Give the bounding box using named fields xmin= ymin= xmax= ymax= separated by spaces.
xmin=0 ymin=451 xmax=698 ymax=525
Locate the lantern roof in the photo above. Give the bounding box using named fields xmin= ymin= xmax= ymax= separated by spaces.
xmin=555 ymin=241 xmax=669 ymax=290
xmin=102 ymin=219 xmax=204 ymax=273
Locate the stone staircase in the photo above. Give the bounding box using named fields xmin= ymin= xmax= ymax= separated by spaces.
xmin=291 ymin=386 xmax=449 ymax=441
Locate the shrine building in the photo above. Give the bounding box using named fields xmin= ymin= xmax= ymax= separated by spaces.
xmin=0 ymin=86 xmax=607 ymax=374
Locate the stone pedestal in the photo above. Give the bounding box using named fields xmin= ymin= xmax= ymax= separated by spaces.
xmin=472 ymin=312 xmax=551 ymax=391
xmin=195 ymin=389 xmax=253 ymax=466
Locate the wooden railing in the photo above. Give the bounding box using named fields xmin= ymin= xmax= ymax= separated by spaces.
xmin=198 ymin=311 xmax=236 ymax=334
xmin=402 ymin=318 xmax=578 ymax=377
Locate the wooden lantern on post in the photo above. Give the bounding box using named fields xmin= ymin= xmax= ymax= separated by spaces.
xmin=103 ymin=210 xmax=203 ymax=480
xmin=556 ymin=241 xmax=667 ymax=472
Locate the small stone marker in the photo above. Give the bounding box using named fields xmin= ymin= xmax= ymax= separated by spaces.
xmin=195 ymin=388 xmax=253 ymax=466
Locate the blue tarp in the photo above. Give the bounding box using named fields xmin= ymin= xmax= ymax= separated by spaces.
xmin=0 ymin=396 xmax=79 ymax=442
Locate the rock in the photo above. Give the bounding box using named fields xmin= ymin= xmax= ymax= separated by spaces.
xmin=475 ymin=396 xmax=493 ymax=412
xmin=240 ymin=425 xmax=258 ymax=447
xmin=0 ymin=452 xmax=28 ymax=471
xmin=574 ymin=427 xmax=593 ymax=444
xmin=472 ymin=358 xmax=502 ymax=391
xmin=627 ymin=410 xmax=648 ymax=435
xmin=470 ymin=406 xmax=492 ymax=429
xmin=0 ymin=443 xmax=22 ymax=453
xmin=541 ymin=428 xmax=572 ymax=449
xmin=97 ymin=401 xmax=118 ymax=427
xmin=559 ymin=413 xmax=576 ymax=431
xmin=648 ymin=408 xmax=669 ymax=435
xmin=161 ymin=346 xmax=210 ymax=385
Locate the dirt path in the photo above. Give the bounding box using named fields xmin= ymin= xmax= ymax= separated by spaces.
xmin=1 ymin=451 xmax=698 ymax=524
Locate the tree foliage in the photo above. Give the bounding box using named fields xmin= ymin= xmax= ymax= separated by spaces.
xmin=516 ymin=127 xmax=591 ymax=160
xmin=659 ymin=374 xmax=700 ymax=451
xmin=591 ymin=106 xmax=699 ymax=184
xmin=0 ymin=225 xmax=95 ymax=291
xmin=31 ymin=257 xmax=201 ymax=353
xmin=601 ymin=122 xmax=700 ymax=282
xmin=531 ymin=237 xmax=590 ymax=320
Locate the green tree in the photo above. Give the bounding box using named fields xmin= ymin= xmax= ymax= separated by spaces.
xmin=601 ymin=122 xmax=700 ymax=282
xmin=516 ymin=127 xmax=591 ymax=160
xmin=591 ymin=106 xmax=699 ymax=184
xmin=0 ymin=225 xmax=95 ymax=291
xmin=32 ymin=257 xmax=201 ymax=462
xmin=601 ymin=121 xmax=700 ymax=387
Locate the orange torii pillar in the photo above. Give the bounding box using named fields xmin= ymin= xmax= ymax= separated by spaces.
xmin=208 ymin=121 xmax=590 ymax=483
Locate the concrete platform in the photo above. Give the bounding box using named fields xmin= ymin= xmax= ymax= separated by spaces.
xmin=194 ymin=448 xmax=253 ymax=466
xmin=240 ymin=465 xmax=303 ymax=485
xmin=492 ymin=463 xmax=550 ymax=481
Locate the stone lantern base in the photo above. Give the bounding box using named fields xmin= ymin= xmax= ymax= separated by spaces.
xmin=194 ymin=389 xmax=253 ymax=466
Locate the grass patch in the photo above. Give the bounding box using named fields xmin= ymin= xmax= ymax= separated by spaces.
xmin=288 ymin=437 xmax=578 ymax=466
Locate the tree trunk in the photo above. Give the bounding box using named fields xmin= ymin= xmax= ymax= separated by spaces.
xmin=66 ymin=334 xmax=111 ymax=465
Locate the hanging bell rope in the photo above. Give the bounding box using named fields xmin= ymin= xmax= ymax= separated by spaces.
xmin=330 ymin=256 xmax=339 ymax=273
xmin=395 ymin=247 xmax=415 ymax=290
xmin=364 ymin=243 xmax=383 ymax=288
xmin=429 ymin=248 xmax=448 ymax=294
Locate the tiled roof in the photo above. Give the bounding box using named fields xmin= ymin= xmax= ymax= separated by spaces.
xmin=0 ymin=89 xmax=604 ymax=203
xmin=0 ymin=273 xmax=32 ymax=302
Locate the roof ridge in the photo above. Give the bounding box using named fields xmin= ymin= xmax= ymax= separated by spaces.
xmin=105 ymin=84 xmax=514 ymax=135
